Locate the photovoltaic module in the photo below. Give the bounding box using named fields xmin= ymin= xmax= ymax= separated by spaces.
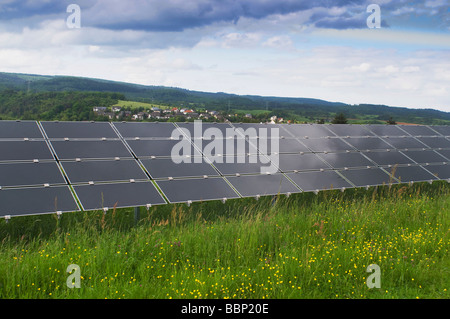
xmin=0 ymin=120 xmax=449 ymax=218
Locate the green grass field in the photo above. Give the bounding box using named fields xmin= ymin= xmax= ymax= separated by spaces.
xmin=113 ymin=100 xmax=170 ymax=110
xmin=0 ymin=182 xmax=448 ymax=299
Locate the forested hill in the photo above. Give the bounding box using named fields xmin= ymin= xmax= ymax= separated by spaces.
xmin=0 ymin=72 xmax=449 ymax=125
xmin=0 ymin=90 xmax=124 ymax=121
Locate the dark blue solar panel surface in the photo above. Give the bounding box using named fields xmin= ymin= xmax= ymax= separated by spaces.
xmin=0 ymin=121 xmax=44 ymax=139
xmin=41 ymin=121 xmax=119 ymax=139
xmin=73 ymin=181 xmax=166 ymax=211
xmin=1 ymin=121 xmax=450 ymax=218
xmin=287 ymin=170 xmax=352 ymax=191
xmin=226 ymin=173 xmax=299 ymax=197
xmin=0 ymin=186 xmax=79 ymax=217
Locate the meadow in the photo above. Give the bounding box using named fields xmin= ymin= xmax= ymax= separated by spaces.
xmin=0 ymin=182 xmax=448 ymax=299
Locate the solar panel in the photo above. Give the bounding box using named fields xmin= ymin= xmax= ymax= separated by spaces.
xmin=0 ymin=120 xmax=449 ymax=219
xmin=365 ymin=125 xmax=406 ymax=137
xmin=226 ymin=173 xmax=299 ymax=198
xmin=343 ymin=137 xmax=394 ymax=151
xmin=326 ymin=124 xmax=374 ymax=137
xmin=398 ymin=125 xmax=436 ymax=136
xmin=287 ymin=170 xmax=352 ymax=192
xmin=61 ymin=160 xmax=149 ymax=184
xmin=141 ymin=157 xmax=220 ymax=179
xmin=299 ymin=137 xmax=354 ymax=153
xmin=0 ymin=186 xmax=79 ymax=217
xmin=178 ymin=122 xmax=235 ymax=138
xmin=73 ymin=181 xmax=166 ymax=211
xmin=113 ymin=122 xmax=178 ymax=139
xmin=50 ymin=140 xmax=133 ymax=160
xmin=277 ymin=153 xmax=330 ymax=172
xmin=425 ymin=164 xmax=450 ymax=180
xmin=362 ymin=150 xmax=414 ymax=166
xmin=125 ymin=139 xmax=202 ymax=158
xmin=392 ymin=166 xmax=437 ymax=183
xmin=340 ymin=167 xmax=394 ymax=187
xmin=232 ymin=123 xmax=281 ymax=139
xmin=0 ymin=162 xmax=65 ymax=188
xmin=0 ymin=121 xmax=44 ymax=139
xmin=0 ymin=141 xmax=54 ymax=162
xmin=318 ymin=152 xmax=374 ymax=169
xmin=429 ymin=126 xmax=450 ymax=137
xmin=258 ymin=138 xmax=310 ymax=154
xmin=41 ymin=121 xmax=119 ymax=139
xmin=401 ymin=150 xmax=447 ymax=164
xmin=209 ymin=154 xmax=278 ymax=175
xmin=201 ymin=137 xmax=259 ymax=156
xmin=280 ymin=124 xmax=334 ymax=138
xmin=436 ymin=150 xmax=450 ymax=160
xmin=156 ymin=177 xmax=240 ymax=204
xmin=415 ymin=137 xmax=450 ymax=149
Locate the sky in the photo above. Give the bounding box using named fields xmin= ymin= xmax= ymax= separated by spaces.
xmin=0 ymin=0 xmax=449 ymax=112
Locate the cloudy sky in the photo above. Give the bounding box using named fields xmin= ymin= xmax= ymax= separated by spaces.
xmin=0 ymin=0 xmax=449 ymax=111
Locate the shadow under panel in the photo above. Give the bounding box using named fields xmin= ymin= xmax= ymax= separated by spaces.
xmin=51 ymin=140 xmax=133 ymax=160
xmin=0 ymin=186 xmax=79 ymax=217
xmin=0 ymin=121 xmax=43 ymax=139
xmin=141 ymin=157 xmax=220 ymax=179
xmin=73 ymin=181 xmax=166 ymax=211
xmin=226 ymin=173 xmax=299 ymax=197
xmin=61 ymin=160 xmax=149 ymax=184
xmin=287 ymin=170 xmax=352 ymax=192
xmin=0 ymin=162 xmax=65 ymax=188
xmin=0 ymin=141 xmax=54 ymax=162
xmin=156 ymin=177 xmax=240 ymax=204
xmin=41 ymin=121 xmax=118 ymax=139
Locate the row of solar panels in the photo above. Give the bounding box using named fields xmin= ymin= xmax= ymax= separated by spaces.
xmin=0 ymin=120 xmax=449 ymax=219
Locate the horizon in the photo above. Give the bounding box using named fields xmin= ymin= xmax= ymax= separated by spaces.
xmin=0 ymin=1 xmax=449 ymax=112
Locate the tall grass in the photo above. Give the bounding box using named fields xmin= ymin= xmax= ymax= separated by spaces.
xmin=0 ymin=182 xmax=448 ymax=299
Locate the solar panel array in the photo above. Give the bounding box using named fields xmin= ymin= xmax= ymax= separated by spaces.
xmin=1 ymin=120 xmax=449 ymax=218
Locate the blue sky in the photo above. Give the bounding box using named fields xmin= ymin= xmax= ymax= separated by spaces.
xmin=0 ymin=0 xmax=449 ymax=111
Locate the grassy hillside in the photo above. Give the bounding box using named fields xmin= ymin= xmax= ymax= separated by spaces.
xmin=1 ymin=72 xmax=449 ymax=125
xmin=113 ymin=100 xmax=170 ymax=110
xmin=1 ymin=182 xmax=448 ymax=299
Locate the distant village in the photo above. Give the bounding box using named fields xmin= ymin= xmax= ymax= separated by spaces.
xmin=93 ymin=105 xmax=289 ymax=124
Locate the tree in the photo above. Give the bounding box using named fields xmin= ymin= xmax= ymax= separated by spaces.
xmin=332 ymin=113 xmax=348 ymax=124
xmin=386 ymin=117 xmax=396 ymax=125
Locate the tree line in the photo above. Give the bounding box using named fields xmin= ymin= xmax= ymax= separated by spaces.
xmin=0 ymin=90 xmax=124 ymax=121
